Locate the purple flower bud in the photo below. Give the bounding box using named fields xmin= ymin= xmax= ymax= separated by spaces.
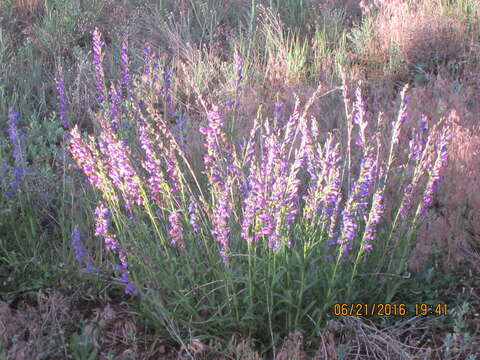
xmin=166 ymin=153 xmax=180 ymax=193
xmin=120 ymin=40 xmax=132 ymax=99
xmin=233 ymin=49 xmax=244 ymax=94
xmin=143 ymin=44 xmax=152 ymax=75
xmin=116 ymin=259 xmax=139 ymax=295
xmin=104 ymin=236 xmax=119 ymax=251
xmin=99 ymin=129 xmax=142 ymax=208
xmin=169 ymin=211 xmax=185 ymax=248
xmin=69 ymin=126 xmax=105 ymax=192
xmin=398 ymin=184 xmax=413 ymax=219
xmin=391 ymin=85 xmax=410 ymax=145
xmin=137 ymin=121 xmax=165 ymax=204
xmin=92 ymin=28 xmax=106 ymax=102
xmin=353 ymin=86 xmax=368 ymax=147
xmin=188 ymin=201 xmax=201 ymax=232
xmin=282 ymin=100 xmax=301 ymax=149
xmin=211 ymin=181 xmax=233 ymax=263
xmin=363 ymin=243 xmax=373 ymax=251
xmin=56 ymin=75 xmax=69 ymax=128
xmin=274 ymin=102 xmax=284 ymax=115
xmin=163 ymin=70 xmax=171 ymax=90
xmin=8 ymin=108 xmax=26 ymax=165
xmin=362 ymin=191 xmax=384 ymax=245
xmin=418 ymin=130 xmax=450 ymax=216
xmin=71 ymin=226 xmax=98 ymax=273
xmin=94 ymin=201 xmax=110 ymax=236
xmin=109 ymin=85 xmax=122 ymax=131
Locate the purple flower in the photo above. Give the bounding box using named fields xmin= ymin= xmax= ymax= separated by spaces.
xmin=201 ymin=109 xmax=234 ymax=261
xmin=391 ymin=85 xmax=410 ymax=145
xmin=99 ymin=128 xmax=142 ymax=209
xmin=363 ymin=243 xmax=373 ymax=251
xmin=163 ymin=70 xmax=171 ymax=90
xmin=108 ymin=85 xmax=122 ymax=131
xmin=120 ymin=40 xmax=132 ymax=99
xmin=188 ymin=201 xmax=201 ymax=232
xmin=418 ymin=130 xmax=450 ymax=216
xmin=172 ymin=114 xmax=188 ymax=151
xmin=336 ymin=151 xmax=377 ymax=255
xmin=7 ymin=166 xmax=25 ymax=196
xmin=233 ymin=49 xmax=244 ymax=92
xmin=274 ymin=101 xmax=284 ymax=115
xmin=166 ymin=152 xmax=180 ymax=194
xmin=200 ymin=106 xmax=229 ymax=189
xmin=3 ymin=109 xmax=28 ymax=195
xmin=92 ymin=201 xmax=119 ymax=251
xmin=143 ymin=44 xmax=152 ymax=75
xmin=211 ymin=182 xmax=232 ymax=263
xmin=56 ymin=75 xmax=69 ymax=128
xmin=243 ymin=119 xmax=302 ymax=249
xmin=408 ymin=116 xmax=430 ymax=162
xmin=158 ymin=70 xmax=173 ymax=106
xmin=282 ymin=99 xmax=301 ymax=150
xmin=259 ymin=209 xmax=278 ymax=249
xmin=116 ymin=256 xmax=139 ymax=295
xmin=91 ymin=208 xmax=135 ymax=295
xmin=398 ymin=184 xmax=413 ymax=219
xmin=302 ymin=118 xmax=315 ymax=173
xmin=240 ymin=111 xmax=306 ymax=250
xmin=71 ymin=226 xmax=98 ymax=273
xmin=92 ymin=28 xmax=106 ymax=102
xmin=69 ymin=126 xmax=105 ymax=192
xmin=124 ymin=282 xmax=139 ymax=295
xmin=408 ymin=130 xmax=422 ymax=161
xmin=362 ymin=191 xmax=385 ymax=245
xmin=169 ymin=211 xmax=185 ymax=248
xmin=241 ymin=163 xmax=261 ymax=243
xmin=226 ymin=50 xmax=244 ymax=107
xmin=104 ymin=236 xmax=119 ymax=251
xmin=354 ymin=153 xmax=376 ymax=214
xmin=137 ymin=122 xmax=165 ymax=204
xmin=353 ymin=86 xmax=368 ymax=147
xmin=338 ymin=212 xmax=357 ymax=246
xmin=94 ymin=201 xmax=110 ymax=237
xmin=8 ymin=109 xmax=26 ymax=165
xmin=303 ymin=135 xmax=340 ymax=220
xmin=243 ymin=118 xmax=260 ymax=164
xmin=419 ymin=116 xmax=429 ymax=144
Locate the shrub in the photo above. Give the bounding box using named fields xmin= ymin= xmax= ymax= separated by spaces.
xmin=66 ymin=29 xmax=452 ymax=352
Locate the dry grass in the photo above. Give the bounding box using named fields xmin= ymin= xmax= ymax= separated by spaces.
xmin=349 ymin=65 xmax=480 ymax=273
xmin=0 ymin=290 xmax=80 ymax=359
xmin=349 ymin=0 xmax=473 ymax=91
xmin=0 ymin=291 xmax=173 ymax=360
xmin=10 ymin=0 xmax=45 ymax=20
xmin=400 ymin=74 xmax=480 ymax=273
xmin=412 ymin=109 xmax=480 ymax=272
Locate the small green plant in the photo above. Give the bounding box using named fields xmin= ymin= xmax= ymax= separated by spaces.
xmin=442 ymin=301 xmax=478 ymax=357
xmin=0 ymin=342 xmax=7 ymax=360
xmin=69 ymin=330 xmax=99 ymax=360
xmin=347 ymin=15 xmax=375 ymax=58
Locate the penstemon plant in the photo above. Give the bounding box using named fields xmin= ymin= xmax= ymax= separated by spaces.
xmin=66 ymin=28 xmax=451 ymax=350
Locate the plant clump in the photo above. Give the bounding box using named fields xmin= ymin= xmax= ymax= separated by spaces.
xmin=61 ymin=28 xmax=453 ymax=349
